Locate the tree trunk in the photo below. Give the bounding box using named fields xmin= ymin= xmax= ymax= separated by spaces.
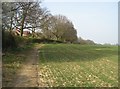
xmin=10 ymin=16 xmax=13 ymax=33
xmin=20 ymin=15 xmax=26 ymax=36
xmin=10 ymin=10 xmax=14 ymax=33
xmin=32 ymin=29 xmax=35 ymax=38
xmin=20 ymin=3 xmax=31 ymax=36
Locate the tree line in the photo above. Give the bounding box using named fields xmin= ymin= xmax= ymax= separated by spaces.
xmin=2 ymin=1 xmax=95 ymax=51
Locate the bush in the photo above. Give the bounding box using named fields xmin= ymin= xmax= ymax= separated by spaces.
xmin=2 ymin=31 xmax=17 ymax=51
xmin=31 ymin=38 xmax=63 ymax=43
xmin=14 ymin=36 xmax=28 ymax=46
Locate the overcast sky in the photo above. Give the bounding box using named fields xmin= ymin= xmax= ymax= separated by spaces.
xmin=42 ymin=0 xmax=118 ymax=44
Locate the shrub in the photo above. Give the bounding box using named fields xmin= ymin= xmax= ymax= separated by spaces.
xmin=2 ymin=31 xmax=17 ymax=51
xmin=31 ymin=38 xmax=63 ymax=43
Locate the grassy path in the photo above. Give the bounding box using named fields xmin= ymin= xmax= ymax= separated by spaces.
xmin=12 ymin=46 xmax=39 ymax=87
xmin=2 ymin=44 xmax=44 ymax=87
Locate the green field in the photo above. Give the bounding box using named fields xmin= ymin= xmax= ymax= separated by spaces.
xmin=39 ymin=44 xmax=118 ymax=87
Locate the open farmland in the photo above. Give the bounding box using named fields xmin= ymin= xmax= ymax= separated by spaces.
xmin=38 ymin=44 xmax=118 ymax=87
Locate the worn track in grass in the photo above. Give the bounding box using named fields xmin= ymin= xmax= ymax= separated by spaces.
xmin=11 ymin=44 xmax=44 ymax=87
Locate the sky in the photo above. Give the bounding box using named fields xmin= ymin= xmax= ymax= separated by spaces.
xmin=41 ymin=0 xmax=118 ymax=44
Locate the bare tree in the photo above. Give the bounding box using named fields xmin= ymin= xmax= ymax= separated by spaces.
xmin=2 ymin=2 xmax=19 ymax=31
xmin=45 ymin=14 xmax=78 ymax=42
xmin=2 ymin=1 xmax=50 ymax=36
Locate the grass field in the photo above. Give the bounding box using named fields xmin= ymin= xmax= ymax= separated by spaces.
xmin=39 ymin=44 xmax=118 ymax=87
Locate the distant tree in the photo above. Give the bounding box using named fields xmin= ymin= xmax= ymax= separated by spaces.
xmin=77 ymin=37 xmax=95 ymax=45
xmin=77 ymin=37 xmax=87 ymax=44
xmin=85 ymin=40 xmax=95 ymax=45
xmin=40 ymin=13 xmax=53 ymax=39
xmin=45 ymin=14 xmax=78 ymax=43
xmin=103 ymin=43 xmax=112 ymax=46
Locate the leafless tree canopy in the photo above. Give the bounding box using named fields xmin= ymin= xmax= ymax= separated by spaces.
xmin=2 ymin=1 xmax=78 ymax=43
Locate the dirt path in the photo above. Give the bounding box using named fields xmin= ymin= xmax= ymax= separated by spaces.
xmin=12 ymin=44 xmax=43 ymax=87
